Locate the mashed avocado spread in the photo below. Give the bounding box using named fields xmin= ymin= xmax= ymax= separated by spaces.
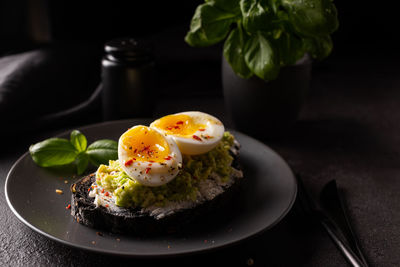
xmin=95 ymin=132 xmax=235 ymax=208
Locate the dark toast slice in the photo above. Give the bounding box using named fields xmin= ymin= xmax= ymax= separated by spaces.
xmin=70 ymin=140 xmax=243 ymax=236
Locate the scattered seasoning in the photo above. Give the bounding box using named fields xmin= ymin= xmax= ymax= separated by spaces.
xmin=198 ymin=128 xmax=206 ymax=131
xmin=105 ymin=204 xmax=109 ymax=208
xmin=176 ymin=121 xmax=184 ymax=125
xmin=87 ymin=187 xmax=91 ymax=192
xmin=104 ymin=192 xmax=110 ymax=197
xmin=145 ymin=167 xmax=151 ymax=174
xmin=65 ymin=204 xmax=71 ymax=210
xmin=192 ymin=135 xmax=202 ymax=141
xmin=246 ymin=258 xmax=254 ymax=266
xmin=55 ymin=189 xmax=63 ymax=195
xmin=96 ymin=232 xmax=103 ymax=237
xmin=164 ymin=156 xmax=172 ymax=160
xmin=125 ymin=159 xmax=134 ymax=166
xmin=101 ymin=188 xmax=105 ymax=193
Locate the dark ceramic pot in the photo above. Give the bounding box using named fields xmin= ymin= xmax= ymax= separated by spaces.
xmin=222 ymin=54 xmax=311 ymax=139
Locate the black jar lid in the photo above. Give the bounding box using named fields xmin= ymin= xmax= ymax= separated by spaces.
xmin=104 ymin=37 xmax=153 ymax=62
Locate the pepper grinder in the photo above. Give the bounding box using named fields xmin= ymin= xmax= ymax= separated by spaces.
xmin=101 ymin=38 xmax=155 ymax=120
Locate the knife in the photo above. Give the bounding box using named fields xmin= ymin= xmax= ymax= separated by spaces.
xmin=296 ymin=175 xmax=367 ymax=267
xmin=320 ymin=180 xmax=369 ymax=267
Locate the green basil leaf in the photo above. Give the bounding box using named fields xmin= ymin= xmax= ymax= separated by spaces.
xmin=75 ymin=153 xmax=89 ymax=175
xmin=244 ymin=31 xmax=279 ymax=80
xmin=86 ymin=139 xmax=118 ymax=166
xmin=282 ymin=0 xmax=338 ymax=37
xmin=240 ymin=0 xmax=273 ymax=33
xmin=29 ymin=138 xmax=78 ymax=167
xmin=70 ymin=130 xmax=87 ymax=152
xmin=305 ymin=35 xmax=333 ymax=60
xmin=224 ymin=26 xmax=253 ymax=79
xmin=206 ymin=0 xmax=241 ymax=13
xmin=275 ymin=31 xmax=306 ymax=65
xmin=185 ymin=3 xmax=238 ymax=47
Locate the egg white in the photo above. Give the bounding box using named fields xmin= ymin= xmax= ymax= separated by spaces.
xmin=118 ymin=126 xmax=182 ymax=187
xmin=150 ymin=111 xmax=225 ymax=155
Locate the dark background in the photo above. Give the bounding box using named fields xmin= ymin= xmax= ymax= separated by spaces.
xmin=1 ymin=0 xmax=397 ymax=56
xmin=1 ymin=1 xmax=400 ymax=266
xmin=1 ymin=0 xmax=398 ymax=133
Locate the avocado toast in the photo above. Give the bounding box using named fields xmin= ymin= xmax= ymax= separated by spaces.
xmin=70 ymin=132 xmax=243 ymax=235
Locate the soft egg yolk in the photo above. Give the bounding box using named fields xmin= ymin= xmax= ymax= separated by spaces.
xmin=120 ymin=126 xmax=170 ymax=163
xmin=152 ymin=114 xmax=206 ymax=137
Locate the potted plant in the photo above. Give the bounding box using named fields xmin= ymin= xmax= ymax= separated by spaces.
xmin=185 ymin=0 xmax=339 ymax=138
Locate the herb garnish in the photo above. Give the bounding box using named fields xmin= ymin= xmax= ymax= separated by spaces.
xmin=29 ymin=130 xmax=118 ymax=175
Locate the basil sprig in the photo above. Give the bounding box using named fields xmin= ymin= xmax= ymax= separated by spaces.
xmin=185 ymin=0 xmax=339 ymax=80
xmin=29 ymin=130 xmax=118 ymax=175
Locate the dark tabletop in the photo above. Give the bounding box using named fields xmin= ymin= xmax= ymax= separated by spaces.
xmin=1 ymin=41 xmax=400 ymax=266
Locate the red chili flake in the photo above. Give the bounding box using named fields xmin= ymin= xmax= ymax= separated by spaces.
xmin=104 ymin=192 xmax=109 ymax=197
xmin=145 ymin=168 xmax=151 ymax=174
xmin=199 ymin=129 xmax=206 ymax=131
xmin=193 ymin=135 xmax=202 ymax=141
xmin=125 ymin=159 xmax=133 ymax=166
xmin=164 ymin=156 xmax=172 ymax=160
xmin=166 ymin=126 xmax=173 ymax=130
xmin=105 ymin=204 xmax=109 ymax=208
xmin=101 ymin=188 xmax=105 ymax=193
xmin=176 ymin=121 xmax=184 ymax=125
xmin=149 ymin=160 xmax=155 ymax=163
xmin=148 ymin=163 xmax=153 ymax=167
xmin=174 ymin=126 xmax=180 ymax=129
xmin=87 ymin=188 xmax=91 ymax=192
xmin=65 ymin=204 xmax=71 ymax=210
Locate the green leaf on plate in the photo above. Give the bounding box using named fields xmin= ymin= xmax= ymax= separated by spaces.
xmin=70 ymin=130 xmax=87 ymax=152
xmin=75 ymin=152 xmax=89 ymax=175
xmin=86 ymin=139 xmax=118 ymax=166
xmin=29 ymin=138 xmax=78 ymax=167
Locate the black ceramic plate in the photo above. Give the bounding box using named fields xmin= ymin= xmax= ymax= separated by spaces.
xmin=5 ymin=119 xmax=297 ymax=257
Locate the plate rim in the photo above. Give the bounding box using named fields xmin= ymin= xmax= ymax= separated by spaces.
xmin=5 ymin=119 xmax=297 ymax=258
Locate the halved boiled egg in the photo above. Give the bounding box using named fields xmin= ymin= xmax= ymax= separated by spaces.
xmin=150 ymin=111 xmax=225 ymax=155
xmin=118 ymin=125 xmax=182 ymax=187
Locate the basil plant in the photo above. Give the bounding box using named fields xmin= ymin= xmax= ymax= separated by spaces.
xmin=185 ymin=0 xmax=339 ymax=80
